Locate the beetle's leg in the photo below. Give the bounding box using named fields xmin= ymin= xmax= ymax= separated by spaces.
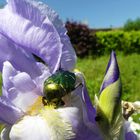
xmin=42 ymin=97 xmax=48 ymax=106
xmin=74 ymin=83 xmax=83 ymax=90
xmin=59 ymin=99 xmax=65 ymax=106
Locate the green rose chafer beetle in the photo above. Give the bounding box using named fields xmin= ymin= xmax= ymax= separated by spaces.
xmin=43 ymin=69 xmax=81 ymax=107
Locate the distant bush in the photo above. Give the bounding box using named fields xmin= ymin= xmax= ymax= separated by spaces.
xmin=65 ymin=21 xmax=96 ymax=57
xmin=124 ymin=18 xmax=140 ymax=31
xmin=96 ymin=30 xmax=140 ymax=54
xmin=65 ymin=21 xmax=140 ymax=57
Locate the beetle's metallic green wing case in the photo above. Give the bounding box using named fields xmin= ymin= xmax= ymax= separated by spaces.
xmin=44 ymin=70 xmax=76 ymax=93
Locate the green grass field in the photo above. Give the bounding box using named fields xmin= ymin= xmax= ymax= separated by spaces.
xmin=0 ymin=53 xmax=140 ymax=133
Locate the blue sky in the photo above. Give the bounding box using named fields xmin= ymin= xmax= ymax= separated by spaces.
xmin=1 ymin=0 xmax=140 ymax=28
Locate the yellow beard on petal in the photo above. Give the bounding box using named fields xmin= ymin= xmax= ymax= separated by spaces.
xmin=39 ymin=106 xmax=75 ymax=140
xmin=27 ymin=96 xmax=44 ymax=115
xmin=26 ymin=96 xmax=75 ymax=140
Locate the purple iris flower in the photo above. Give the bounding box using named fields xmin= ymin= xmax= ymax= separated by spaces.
xmin=0 ymin=0 xmax=138 ymax=140
xmin=0 ymin=0 xmax=100 ymax=140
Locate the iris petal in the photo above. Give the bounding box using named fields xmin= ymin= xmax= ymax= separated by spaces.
xmin=125 ymin=132 xmax=138 ymax=140
xmin=72 ymin=72 xmax=96 ymax=125
xmin=11 ymin=72 xmax=36 ymax=93
xmin=124 ymin=120 xmax=139 ymax=140
xmin=2 ymin=62 xmax=40 ymax=112
xmin=0 ymin=96 xmax=23 ymax=125
xmin=34 ymin=1 xmax=77 ymax=70
xmin=0 ymin=34 xmax=41 ymax=78
xmin=0 ymin=4 xmax=62 ymax=73
xmin=9 ymin=116 xmax=50 ymax=140
xmin=10 ymin=107 xmax=78 ymax=140
xmin=34 ymin=62 xmax=51 ymax=93
xmin=2 ymin=61 xmax=17 ymax=95
xmin=0 ymin=0 xmax=76 ymax=73
xmin=7 ymin=0 xmax=46 ymax=26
